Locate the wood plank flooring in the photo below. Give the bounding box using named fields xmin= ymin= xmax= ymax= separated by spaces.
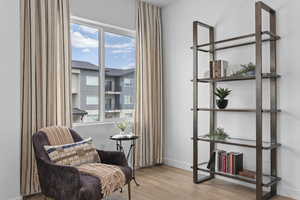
xmin=28 ymin=165 xmax=293 ymax=200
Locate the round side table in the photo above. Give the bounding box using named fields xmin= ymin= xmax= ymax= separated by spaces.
xmin=110 ymin=135 xmax=140 ymax=186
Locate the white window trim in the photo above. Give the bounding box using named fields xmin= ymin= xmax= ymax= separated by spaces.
xmin=71 ymin=16 xmax=136 ymax=124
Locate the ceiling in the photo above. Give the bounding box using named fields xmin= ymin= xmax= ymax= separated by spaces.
xmin=143 ymin=0 xmax=177 ymax=7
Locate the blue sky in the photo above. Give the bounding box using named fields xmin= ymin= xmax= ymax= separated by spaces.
xmin=71 ymin=23 xmax=135 ymax=69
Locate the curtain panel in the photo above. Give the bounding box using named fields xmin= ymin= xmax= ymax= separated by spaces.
xmin=134 ymin=1 xmax=163 ymax=168
xmin=20 ymin=0 xmax=72 ymax=195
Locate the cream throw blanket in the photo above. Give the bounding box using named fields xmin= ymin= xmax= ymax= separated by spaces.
xmin=77 ymin=163 xmax=126 ymax=197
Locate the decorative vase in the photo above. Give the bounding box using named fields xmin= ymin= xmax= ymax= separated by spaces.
xmin=120 ymin=131 xmax=126 ymax=135
xmin=216 ymin=99 xmax=228 ymax=109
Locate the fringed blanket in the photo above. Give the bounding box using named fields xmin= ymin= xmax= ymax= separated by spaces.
xmin=76 ymin=163 xmax=126 ymax=197
xmin=40 ymin=126 xmax=74 ymax=145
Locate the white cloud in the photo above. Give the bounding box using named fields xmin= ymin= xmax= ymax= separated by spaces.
xmin=112 ymin=49 xmax=133 ymax=54
xmin=105 ymin=42 xmax=134 ymax=49
xmin=121 ymin=63 xmax=136 ymax=69
xmin=82 ymin=48 xmax=91 ymax=53
xmin=79 ymin=25 xmax=98 ymax=34
xmin=71 ymin=31 xmax=98 ymax=48
xmin=127 ymin=62 xmax=135 ymax=67
xmin=105 ymin=32 xmax=123 ymax=38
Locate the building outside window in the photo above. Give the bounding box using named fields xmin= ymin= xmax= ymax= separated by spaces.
xmin=71 ymin=19 xmax=136 ymax=124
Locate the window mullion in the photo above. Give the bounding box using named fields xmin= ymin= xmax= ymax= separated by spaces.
xmin=99 ymin=27 xmax=105 ymax=122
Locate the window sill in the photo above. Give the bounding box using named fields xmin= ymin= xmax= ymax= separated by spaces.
xmin=73 ymin=121 xmax=116 ymax=127
xmin=73 ymin=118 xmax=133 ymax=127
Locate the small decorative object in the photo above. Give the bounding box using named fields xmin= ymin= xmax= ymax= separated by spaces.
xmin=230 ymin=62 xmax=256 ymax=77
xmin=204 ymin=128 xmax=229 ymax=140
xmin=214 ymin=87 xmax=232 ymax=109
xmin=210 ymin=60 xmax=228 ymax=78
xmin=115 ymin=120 xmax=128 ymax=135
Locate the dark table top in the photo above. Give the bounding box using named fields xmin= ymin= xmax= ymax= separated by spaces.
xmin=110 ymin=135 xmax=139 ymax=141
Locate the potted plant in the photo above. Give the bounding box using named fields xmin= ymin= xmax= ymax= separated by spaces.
xmin=214 ymin=87 xmax=232 ymax=109
xmin=230 ymin=62 xmax=256 ymax=77
xmin=115 ymin=120 xmax=128 ymax=135
xmin=204 ymin=128 xmax=229 ymax=140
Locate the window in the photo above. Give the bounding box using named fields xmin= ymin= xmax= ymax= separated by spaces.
xmin=124 ymin=96 xmax=132 ymax=105
xmin=104 ymin=32 xmax=136 ymax=120
xmin=71 ymin=23 xmax=100 ymax=123
xmin=105 ymin=80 xmax=113 ymax=91
xmin=86 ymin=96 xmax=98 ymax=105
xmin=86 ymin=76 xmax=99 ymax=86
xmin=71 ymin=19 xmax=136 ymax=124
xmin=124 ymin=78 xmax=133 ymax=87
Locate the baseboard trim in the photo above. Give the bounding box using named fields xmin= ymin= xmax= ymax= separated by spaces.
xmin=163 ymin=157 xmax=299 ymax=200
xmin=164 ymin=157 xmax=192 ymax=171
xmin=278 ymin=186 xmax=300 ymax=200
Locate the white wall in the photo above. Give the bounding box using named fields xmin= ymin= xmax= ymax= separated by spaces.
xmin=0 ymin=0 xmax=20 ymax=200
xmin=162 ymin=0 xmax=300 ymax=199
xmin=70 ymin=0 xmax=136 ymax=30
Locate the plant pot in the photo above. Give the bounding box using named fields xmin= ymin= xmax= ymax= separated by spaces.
xmin=216 ymin=99 xmax=228 ymax=109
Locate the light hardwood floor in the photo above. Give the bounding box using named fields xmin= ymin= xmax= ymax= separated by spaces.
xmin=29 ymin=165 xmax=293 ymax=200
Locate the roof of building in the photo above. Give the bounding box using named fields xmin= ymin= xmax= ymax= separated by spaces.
xmin=72 ymin=60 xmax=135 ymax=77
xmin=72 ymin=60 xmax=99 ymax=71
xmin=105 ymin=68 xmax=135 ymax=77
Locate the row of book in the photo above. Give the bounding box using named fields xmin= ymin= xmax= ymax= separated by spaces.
xmin=207 ymin=150 xmax=243 ymax=175
xmin=210 ymin=60 xmax=228 ymax=78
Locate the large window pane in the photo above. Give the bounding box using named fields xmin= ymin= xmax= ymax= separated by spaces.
xmin=71 ymin=23 xmax=100 ymax=123
xmin=104 ymin=32 xmax=136 ymax=120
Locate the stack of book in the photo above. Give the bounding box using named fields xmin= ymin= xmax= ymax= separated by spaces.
xmin=207 ymin=150 xmax=243 ymax=175
xmin=210 ymin=60 xmax=228 ymax=78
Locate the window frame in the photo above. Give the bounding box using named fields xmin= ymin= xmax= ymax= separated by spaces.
xmin=71 ymin=16 xmax=136 ymax=125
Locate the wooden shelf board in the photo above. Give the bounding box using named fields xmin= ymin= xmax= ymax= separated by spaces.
xmin=194 ymin=73 xmax=280 ymax=83
xmin=194 ymin=136 xmax=281 ymax=150
xmin=191 ymin=31 xmax=280 ymax=52
xmin=195 ymin=162 xmax=281 ymax=187
xmin=191 ymin=108 xmax=282 ymax=113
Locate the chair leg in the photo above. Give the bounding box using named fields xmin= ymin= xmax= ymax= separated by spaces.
xmin=128 ymin=181 xmax=131 ymax=200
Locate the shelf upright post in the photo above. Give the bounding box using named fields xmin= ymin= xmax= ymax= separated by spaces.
xmin=270 ymin=8 xmax=278 ymax=197
xmin=192 ymin=21 xmax=199 ymax=183
xmin=209 ymin=26 xmax=216 ymax=176
xmin=255 ymin=2 xmax=263 ymax=200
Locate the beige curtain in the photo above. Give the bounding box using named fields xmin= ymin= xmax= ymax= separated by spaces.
xmin=20 ymin=0 xmax=72 ymax=196
xmin=134 ymin=1 xmax=163 ymax=168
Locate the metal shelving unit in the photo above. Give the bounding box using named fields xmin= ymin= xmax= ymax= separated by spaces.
xmin=191 ymin=2 xmax=281 ymax=200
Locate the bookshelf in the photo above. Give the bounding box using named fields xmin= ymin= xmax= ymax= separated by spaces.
xmin=191 ymin=2 xmax=281 ymax=200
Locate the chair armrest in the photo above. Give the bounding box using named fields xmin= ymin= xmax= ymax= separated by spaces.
xmin=36 ymin=157 xmax=81 ymax=199
xmin=97 ymin=150 xmax=128 ymax=167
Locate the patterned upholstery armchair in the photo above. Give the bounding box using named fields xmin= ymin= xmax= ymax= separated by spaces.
xmin=32 ymin=127 xmax=132 ymax=200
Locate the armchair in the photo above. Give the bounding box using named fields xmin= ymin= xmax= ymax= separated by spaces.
xmin=32 ymin=128 xmax=132 ymax=200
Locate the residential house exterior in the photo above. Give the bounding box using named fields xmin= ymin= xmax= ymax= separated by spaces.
xmin=72 ymin=60 xmax=135 ymax=123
